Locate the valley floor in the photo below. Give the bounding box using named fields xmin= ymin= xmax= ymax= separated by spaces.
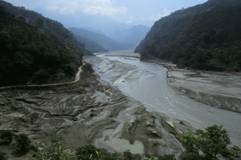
xmin=1 ymin=53 xmax=241 ymax=159
xmin=86 ymin=53 xmax=241 ymax=147
xmin=0 ymin=67 xmax=189 ymax=159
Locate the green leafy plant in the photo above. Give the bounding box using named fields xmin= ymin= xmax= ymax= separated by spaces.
xmin=179 ymin=125 xmax=231 ymax=160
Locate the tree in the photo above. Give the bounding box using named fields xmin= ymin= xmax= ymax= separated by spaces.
xmin=197 ymin=125 xmax=230 ymax=159
xmin=179 ymin=125 xmax=231 ymax=160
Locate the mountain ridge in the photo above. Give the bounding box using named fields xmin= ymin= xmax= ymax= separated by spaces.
xmin=70 ymin=26 xmax=149 ymax=51
xmin=70 ymin=27 xmax=124 ymax=52
xmin=0 ymin=0 xmax=86 ymax=86
xmin=136 ymin=0 xmax=241 ymax=71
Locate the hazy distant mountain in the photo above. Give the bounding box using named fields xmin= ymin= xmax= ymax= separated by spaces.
xmin=70 ymin=27 xmax=128 ymax=51
xmin=119 ymin=25 xmax=149 ymax=49
xmin=70 ymin=25 xmax=149 ymax=52
xmin=93 ymin=24 xmax=149 ymax=49
xmin=46 ymin=11 xmax=149 ymax=50
xmin=70 ymin=28 xmax=108 ymax=53
xmin=136 ymin=0 xmax=241 ymax=71
xmin=0 ymin=0 xmax=85 ymax=86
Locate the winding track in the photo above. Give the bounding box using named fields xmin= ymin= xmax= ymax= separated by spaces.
xmin=0 ymin=67 xmax=82 ymax=91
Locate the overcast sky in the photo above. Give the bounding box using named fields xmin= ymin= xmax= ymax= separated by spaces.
xmin=6 ymin=0 xmax=207 ymax=26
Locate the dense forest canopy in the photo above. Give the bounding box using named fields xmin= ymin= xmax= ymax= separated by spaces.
xmin=0 ymin=0 xmax=86 ymax=86
xmin=136 ymin=0 xmax=241 ymax=71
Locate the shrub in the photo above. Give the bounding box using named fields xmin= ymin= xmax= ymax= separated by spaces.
xmin=97 ymin=150 xmax=122 ymax=160
xmin=179 ymin=125 xmax=231 ymax=160
xmin=13 ymin=134 xmax=31 ymax=156
xmin=76 ymin=145 xmax=101 ymax=160
xmin=123 ymin=151 xmax=142 ymax=160
xmin=28 ymin=125 xmax=237 ymax=160
xmin=76 ymin=145 xmax=124 ymax=160
xmin=0 ymin=130 xmax=13 ymax=145
xmin=179 ymin=152 xmax=203 ymax=160
xmin=82 ymin=63 xmax=94 ymax=73
xmin=222 ymin=146 xmax=241 ymax=160
xmin=157 ymin=155 xmax=176 ymax=160
xmin=31 ymin=141 xmax=77 ymax=160
xmin=144 ymin=155 xmax=176 ymax=160
xmin=0 ymin=152 xmax=7 ymax=160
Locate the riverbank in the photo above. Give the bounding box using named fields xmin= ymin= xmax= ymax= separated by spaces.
xmin=168 ymin=66 xmax=241 ymax=114
xmin=168 ymin=69 xmax=241 ymax=113
xmin=0 ymin=65 xmax=191 ymax=159
xmin=144 ymin=59 xmax=241 ymax=114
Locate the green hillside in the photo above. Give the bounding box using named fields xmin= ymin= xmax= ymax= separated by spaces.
xmin=0 ymin=1 xmax=85 ymax=86
xmin=136 ymin=0 xmax=241 ymax=71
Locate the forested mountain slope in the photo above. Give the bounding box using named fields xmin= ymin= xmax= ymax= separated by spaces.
xmin=136 ymin=0 xmax=241 ymax=71
xmin=0 ymin=0 xmax=86 ymax=86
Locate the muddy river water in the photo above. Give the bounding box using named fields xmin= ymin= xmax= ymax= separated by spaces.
xmin=88 ymin=54 xmax=241 ymax=147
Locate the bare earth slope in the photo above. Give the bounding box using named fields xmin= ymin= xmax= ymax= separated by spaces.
xmin=0 ymin=68 xmax=189 ymax=159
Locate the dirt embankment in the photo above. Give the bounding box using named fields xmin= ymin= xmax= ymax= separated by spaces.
xmin=0 ymin=70 xmax=191 ymax=159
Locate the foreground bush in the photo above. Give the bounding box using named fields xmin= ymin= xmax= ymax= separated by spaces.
xmin=0 ymin=152 xmax=6 ymax=160
xmin=26 ymin=125 xmax=241 ymax=160
xmin=32 ymin=141 xmax=77 ymax=160
xmin=0 ymin=130 xmax=13 ymax=145
xmin=82 ymin=63 xmax=94 ymax=74
xmin=143 ymin=155 xmax=175 ymax=160
xmin=13 ymin=134 xmax=31 ymax=156
xmin=76 ymin=145 xmax=121 ymax=160
xmin=32 ymin=143 xmax=174 ymax=160
xmin=179 ymin=125 xmax=232 ymax=160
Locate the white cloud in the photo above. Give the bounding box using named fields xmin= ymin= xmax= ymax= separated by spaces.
xmin=46 ymin=0 xmax=128 ymax=16
xmin=124 ymin=9 xmax=171 ymax=25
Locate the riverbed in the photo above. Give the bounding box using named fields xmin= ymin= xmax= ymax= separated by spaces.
xmin=86 ymin=53 xmax=241 ymax=147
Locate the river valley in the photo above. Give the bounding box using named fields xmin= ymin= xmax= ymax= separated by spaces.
xmin=1 ymin=52 xmax=241 ymax=159
xmin=0 ymin=58 xmax=189 ymax=158
xmin=86 ymin=53 xmax=241 ymax=147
